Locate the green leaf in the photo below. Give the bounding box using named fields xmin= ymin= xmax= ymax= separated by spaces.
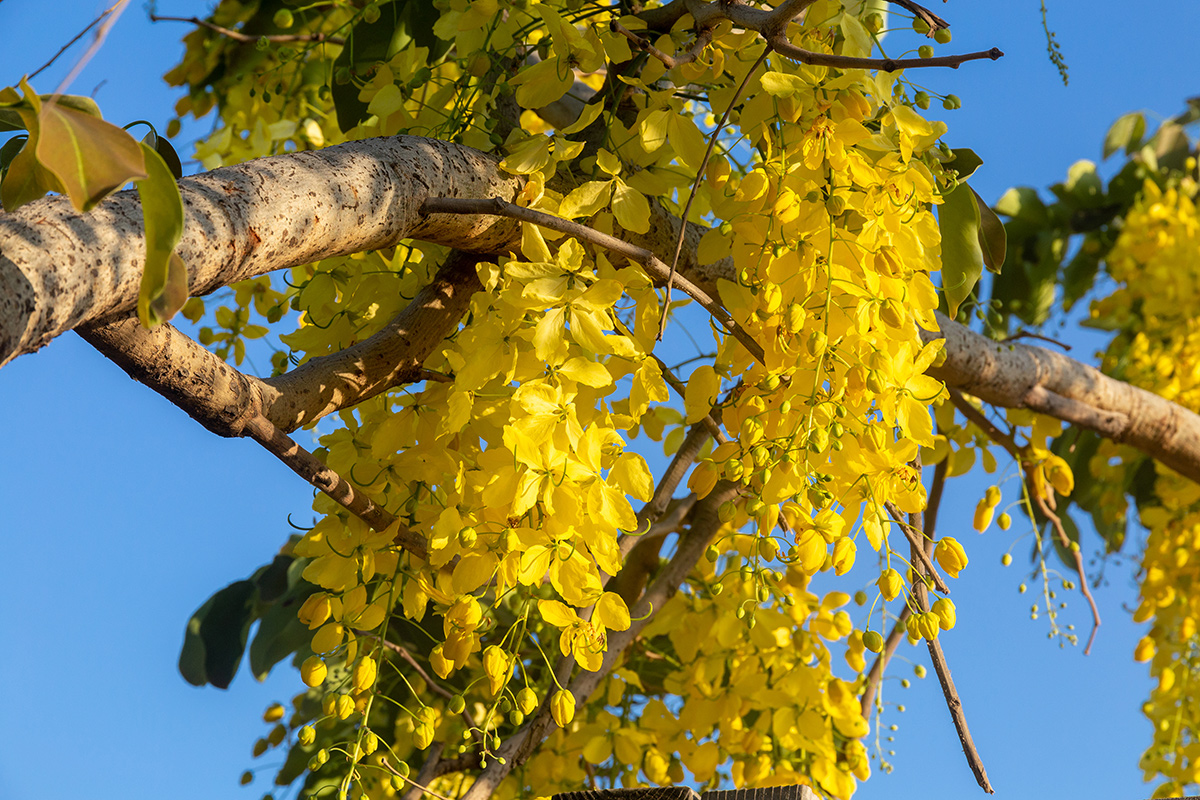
xmin=949 ymin=148 xmax=983 ymax=180
xmin=179 ymin=580 xmax=258 ymax=689
xmin=1 ymin=134 xmax=62 ymax=211
xmin=178 ymin=594 xmax=216 ymax=687
xmin=135 ymin=142 xmax=188 ymax=327
xmin=142 ymin=128 xmax=184 ymax=180
xmin=0 ymin=134 xmax=27 ymax=177
xmin=1102 ymin=111 xmax=1145 ymax=159
xmin=332 ymin=0 xmax=449 ymax=131
xmin=1056 ymin=159 xmax=1103 ymax=208
xmin=249 ymin=560 xmax=320 ymax=681
xmin=254 ymin=554 xmax=295 ymax=603
xmin=938 ymin=182 xmax=985 ymax=318
xmin=994 ymin=186 xmax=1048 ymax=225
xmin=970 ymin=186 xmax=1006 ymax=273
xmin=1151 ymin=121 xmax=1190 ymax=172
xmin=0 ymin=91 xmax=100 ymax=132
xmin=1061 ymin=236 xmax=1102 ymax=310
xmin=36 ymin=97 xmax=147 ymax=212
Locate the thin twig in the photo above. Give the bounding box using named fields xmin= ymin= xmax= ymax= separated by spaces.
xmin=906 ymin=453 xmax=994 ymax=793
xmin=382 ymin=755 xmax=456 ymax=800
xmin=762 ymin=0 xmax=819 ymax=31
xmin=54 ymin=0 xmax=132 ymax=95
xmin=649 ymin=352 xmax=729 ymax=443
xmin=401 ymin=743 xmax=446 ymax=800
xmin=948 ymin=388 xmax=1020 ymax=452
xmin=951 ymin=389 xmax=1102 ymax=654
xmin=241 ymin=414 xmax=429 ymax=558
xmin=886 ymin=0 xmax=949 ymax=32
xmin=372 ymin=636 xmax=486 ymax=744
xmin=661 ymin=46 xmax=770 ymax=340
xmin=769 ymin=38 xmax=1003 ymax=71
xmin=862 ymin=459 xmax=947 ymax=718
xmin=884 ymin=500 xmax=950 ymax=595
xmin=420 ymin=196 xmax=766 ymax=365
xmin=1002 ymin=330 xmax=1072 ymax=351
xmin=149 ymin=14 xmax=346 ymax=45
xmin=30 ymin=2 xmax=119 ymax=80
xmin=610 ymin=20 xmax=714 ymax=69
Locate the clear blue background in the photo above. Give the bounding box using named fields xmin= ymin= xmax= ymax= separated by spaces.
xmin=0 ymin=1 xmax=1194 ymax=798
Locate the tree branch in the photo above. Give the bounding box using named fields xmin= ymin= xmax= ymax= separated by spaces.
xmin=906 ymin=454 xmax=993 ymax=794
xmin=78 ymin=315 xmax=429 ymax=557
xmin=884 ymin=500 xmax=950 ymax=595
xmin=926 ymin=313 xmax=1200 ymax=484
xmin=10 ymin=136 xmax=1200 ymax=495
xmin=610 ymin=20 xmax=715 ymax=70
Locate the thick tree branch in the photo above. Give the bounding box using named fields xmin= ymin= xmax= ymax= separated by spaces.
xmin=79 ymin=311 xmax=429 ymax=557
xmin=11 ymin=135 xmax=1200 ymax=493
xmin=926 ymin=313 xmax=1200 ymax=484
xmin=0 ymin=136 xmax=523 ymax=368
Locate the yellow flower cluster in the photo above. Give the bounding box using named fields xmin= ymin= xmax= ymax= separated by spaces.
xmin=170 ymin=0 xmax=986 ymax=797
xmin=1092 ymin=176 xmax=1200 ymax=796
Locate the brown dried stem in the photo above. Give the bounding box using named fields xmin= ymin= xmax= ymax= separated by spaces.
xmin=241 ymin=415 xmax=428 ymax=558
xmin=148 ymin=14 xmax=346 ymax=45
xmin=906 ymin=454 xmax=994 ymax=794
xmin=610 ymin=20 xmax=715 ymax=69
xmin=662 ymin=46 xmax=770 ymax=340
xmin=420 ymin=196 xmax=766 ymax=365
xmin=401 ymin=743 xmax=447 ymax=800
xmin=884 ymin=500 xmax=950 ymax=595
xmin=374 ymin=637 xmax=485 ymax=743
xmin=30 ymin=1 xmax=122 ymax=80
xmin=951 ymin=389 xmax=1102 ymax=654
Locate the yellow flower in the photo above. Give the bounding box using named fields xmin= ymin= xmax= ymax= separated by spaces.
xmin=539 ymin=594 xmax=630 ymax=672
xmin=877 ymin=568 xmax=904 ymax=601
xmin=300 ymin=656 xmax=327 ymax=688
xmin=1134 ymin=636 xmax=1156 ymax=662
xmin=353 ymin=656 xmax=378 ymax=693
xmin=932 ymin=597 xmax=957 ymax=630
xmin=551 ymin=689 xmax=576 ymax=727
xmin=831 ymin=537 xmax=856 ymax=575
xmin=934 ymin=537 xmax=969 ymax=578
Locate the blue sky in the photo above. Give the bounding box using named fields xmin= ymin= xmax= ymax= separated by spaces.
xmin=0 ymin=1 xmax=1195 ymax=799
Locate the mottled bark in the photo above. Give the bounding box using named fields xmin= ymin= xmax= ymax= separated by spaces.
xmin=924 ymin=312 xmax=1200 ymax=483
